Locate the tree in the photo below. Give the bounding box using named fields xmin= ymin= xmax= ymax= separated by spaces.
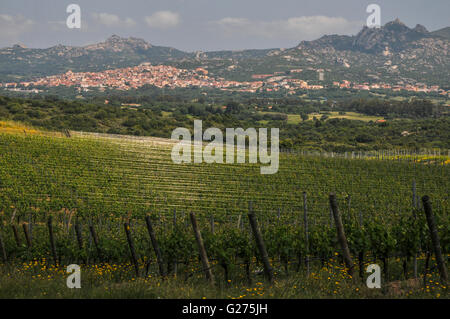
xmin=300 ymin=113 xmax=309 ymax=122
xmin=225 ymin=101 xmax=241 ymax=114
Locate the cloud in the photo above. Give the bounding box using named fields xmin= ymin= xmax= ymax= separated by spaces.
xmin=216 ymin=17 xmax=250 ymax=29
xmin=92 ymin=13 xmax=136 ymax=27
xmin=215 ymin=16 xmax=363 ymax=41
xmin=0 ymin=14 xmax=34 ymax=42
xmin=145 ymin=11 xmax=180 ymax=29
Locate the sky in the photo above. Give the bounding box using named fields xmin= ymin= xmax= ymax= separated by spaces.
xmin=0 ymin=0 xmax=449 ymax=51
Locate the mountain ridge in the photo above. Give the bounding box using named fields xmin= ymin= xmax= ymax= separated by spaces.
xmin=0 ymin=20 xmax=448 ymax=86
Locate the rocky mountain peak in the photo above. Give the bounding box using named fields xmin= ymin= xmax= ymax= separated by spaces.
xmin=413 ymin=24 xmax=429 ymax=34
xmin=383 ymin=18 xmax=410 ymax=32
xmin=106 ymin=34 xmax=122 ymax=42
xmin=352 ymin=19 xmax=431 ymax=53
xmin=294 ymin=20 xmax=443 ymax=54
xmin=86 ymin=35 xmax=153 ymax=51
xmin=12 ymin=44 xmax=27 ymax=49
xmin=390 ymin=18 xmax=406 ymax=26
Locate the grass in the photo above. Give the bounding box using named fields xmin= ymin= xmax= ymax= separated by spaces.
xmin=306 ymin=112 xmax=384 ymax=122
xmin=286 ymin=114 xmax=302 ymax=124
xmin=0 ymin=120 xmax=53 ymax=136
xmin=258 ymin=112 xmax=385 ymax=125
xmin=0 ymin=256 xmax=447 ymax=299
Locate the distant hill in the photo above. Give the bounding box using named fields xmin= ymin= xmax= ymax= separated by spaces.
xmin=203 ymin=19 xmax=449 ymax=86
xmin=0 ymin=20 xmax=448 ymax=86
xmin=294 ymin=19 xmax=434 ymax=53
xmin=431 ymin=27 xmax=450 ymax=40
xmin=0 ymin=35 xmax=192 ymax=82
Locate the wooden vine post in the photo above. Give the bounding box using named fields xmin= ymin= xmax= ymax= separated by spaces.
xmin=75 ymin=221 xmax=86 ymax=264
xmin=75 ymin=222 xmax=83 ymax=250
xmin=210 ymin=215 xmax=215 ymax=234
xmin=422 ymin=196 xmax=448 ymax=284
xmin=11 ymin=225 xmax=21 ymax=247
xmin=303 ymin=192 xmax=310 ymax=275
xmin=47 ymin=216 xmax=58 ymax=266
xmin=248 ymin=202 xmax=274 ymax=284
xmin=190 ymin=212 xmax=214 ymax=285
xmin=145 ymin=215 xmax=166 ymax=277
xmin=22 ymin=223 xmax=32 ymax=248
xmin=172 ymin=210 xmax=178 ymax=275
xmin=329 ymin=193 xmax=354 ymax=277
xmin=124 ymin=223 xmax=139 ymax=277
xmin=412 ymin=180 xmax=418 ymax=278
xmin=89 ymin=225 xmax=102 ymax=261
xmin=358 ymin=211 xmax=364 ymax=281
xmin=0 ymin=231 xmax=7 ymax=262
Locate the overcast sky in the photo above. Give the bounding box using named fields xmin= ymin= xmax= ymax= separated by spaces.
xmin=0 ymin=0 xmax=449 ymax=51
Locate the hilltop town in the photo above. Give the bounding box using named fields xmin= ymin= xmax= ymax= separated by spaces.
xmin=2 ymin=62 xmax=448 ymax=97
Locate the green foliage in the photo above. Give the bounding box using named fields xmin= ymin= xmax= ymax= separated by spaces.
xmin=0 ymin=94 xmax=449 ymax=151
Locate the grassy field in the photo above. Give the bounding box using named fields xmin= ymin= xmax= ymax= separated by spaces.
xmin=256 ymin=112 xmax=385 ymax=125
xmin=0 ymin=120 xmax=61 ymax=137
xmin=0 ymin=255 xmax=447 ymax=298
xmin=306 ymin=112 xmax=384 ymax=122
xmin=0 ymin=124 xmax=448 ymax=298
xmin=163 ymin=110 xmax=382 ymax=125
